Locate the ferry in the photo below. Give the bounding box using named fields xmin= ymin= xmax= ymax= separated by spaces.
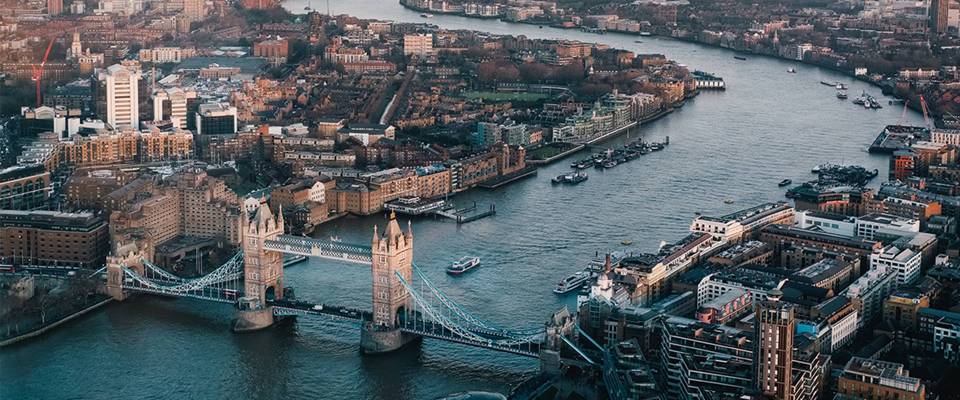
xmin=446 ymin=256 xmax=480 ymax=275
xmin=554 ymin=271 xmax=591 ymax=294
xmin=778 ymin=179 xmax=792 ymax=187
xmin=552 ymin=171 xmax=588 ymax=184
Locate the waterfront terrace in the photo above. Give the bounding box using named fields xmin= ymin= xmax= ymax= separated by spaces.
xmin=616 ymin=233 xmax=722 ymax=306
xmin=690 ymin=201 xmax=794 ymax=243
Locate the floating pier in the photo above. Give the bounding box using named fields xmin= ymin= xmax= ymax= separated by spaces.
xmin=434 ymin=201 xmax=496 ymax=224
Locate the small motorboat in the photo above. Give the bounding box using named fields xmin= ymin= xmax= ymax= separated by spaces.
xmin=734 ymin=56 xmax=747 ymax=61
xmin=787 ymin=68 xmax=796 ymax=73
xmin=420 ymin=13 xmax=433 ymax=18
xmin=724 ymin=199 xmax=735 ymax=204
xmin=778 ymin=179 xmax=792 ymax=187
xmin=621 ymin=240 xmax=633 ymax=246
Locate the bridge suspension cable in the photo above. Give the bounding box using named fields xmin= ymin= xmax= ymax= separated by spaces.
xmin=119 ymin=251 xmax=244 ymax=303
xmin=411 ymin=263 xmax=544 ymax=338
xmin=396 ymin=271 xmax=542 ymax=348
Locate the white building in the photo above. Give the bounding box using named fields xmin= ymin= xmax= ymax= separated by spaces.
xmin=152 ymin=87 xmax=197 ymax=129
xmin=855 ymin=213 xmax=920 ymax=240
xmin=844 ymin=265 xmax=897 ymax=328
xmin=870 ymin=245 xmax=922 ymax=287
xmin=795 ymin=210 xmax=856 ymax=237
xmin=690 ymin=202 xmax=795 ymax=243
xmin=99 ymin=64 xmax=141 ymax=130
xmin=830 ymin=308 xmax=859 ymax=352
xmin=697 ymin=266 xmax=787 ymax=307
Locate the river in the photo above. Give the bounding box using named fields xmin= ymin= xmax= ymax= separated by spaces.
xmin=0 ymin=1 xmax=924 ymax=399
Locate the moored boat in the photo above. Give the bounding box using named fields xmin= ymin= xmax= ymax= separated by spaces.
xmin=778 ymin=179 xmax=792 ymax=187
xmin=553 ymin=271 xmax=591 ymax=294
xmin=446 ymin=256 xmax=480 ymax=275
xmin=734 ymin=56 xmax=747 ymax=60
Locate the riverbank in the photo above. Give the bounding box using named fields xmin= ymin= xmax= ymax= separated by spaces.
xmin=0 ymin=297 xmax=112 ymax=347
xmin=396 ymin=0 xmax=909 ymax=103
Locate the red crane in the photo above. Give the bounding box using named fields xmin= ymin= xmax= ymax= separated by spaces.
xmin=31 ymin=37 xmax=56 ymax=107
xmin=919 ymin=94 xmax=932 ymax=129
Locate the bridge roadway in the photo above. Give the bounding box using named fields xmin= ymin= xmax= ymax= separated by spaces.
xmin=398 ymin=313 xmax=541 ymax=357
xmin=270 ymin=299 xmax=541 ymax=357
xmin=263 ymin=235 xmax=373 ymax=264
xmin=269 ymin=299 xmax=372 ymax=321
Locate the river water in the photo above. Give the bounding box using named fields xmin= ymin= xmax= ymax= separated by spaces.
xmin=0 ymin=1 xmax=923 ymax=399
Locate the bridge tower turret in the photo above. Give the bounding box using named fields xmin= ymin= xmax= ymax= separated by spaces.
xmin=360 ymin=211 xmax=420 ymax=353
xmin=234 ymin=203 xmax=284 ymax=332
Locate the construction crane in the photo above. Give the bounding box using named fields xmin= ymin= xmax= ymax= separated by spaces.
xmin=30 ymin=37 xmax=56 ymax=107
xmin=919 ymin=94 xmax=932 ymax=129
xmin=897 ymin=99 xmax=910 ymax=126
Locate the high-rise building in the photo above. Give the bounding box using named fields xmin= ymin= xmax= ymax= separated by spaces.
xmin=48 ymin=0 xmax=64 ymax=15
xmin=931 ymin=0 xmax=951 ymax=35
xmin=195 ymin=103 xmax=237 ymax=135
xmin=98 ymin=64 xmax=141 ymax=129
xmin=403 ymin=34 xmax=434 ymax=57
xmin=756 ymin=289 xmax=796 ymax=400
xmin=152 ymin=88 xmax=197 ymax=129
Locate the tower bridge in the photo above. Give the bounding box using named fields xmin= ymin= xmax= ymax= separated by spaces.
xmin=103 ymin=204 xmax=588 ymax=363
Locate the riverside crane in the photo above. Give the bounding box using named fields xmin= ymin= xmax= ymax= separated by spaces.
xmin=919 ymin=94 xmax=932 ymax=129
xmin=31 ymin=37 xmax=56 ymax=107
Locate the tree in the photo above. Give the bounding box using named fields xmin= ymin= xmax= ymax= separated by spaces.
xmin=556 ymin=63 xmax=586 ymax=84
xmin=519 ymin=63 xmax=552 ymax=83
xmin=477 ymin=60 xmax=520 ymax=84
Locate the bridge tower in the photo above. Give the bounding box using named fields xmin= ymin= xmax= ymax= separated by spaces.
xmin=360 ymin=211 xmax=420 ymax=353
xmin=234 ymin=203 xmax=285 ymax=332
xmin=105 ymin=242 xmax=146 ymax=301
